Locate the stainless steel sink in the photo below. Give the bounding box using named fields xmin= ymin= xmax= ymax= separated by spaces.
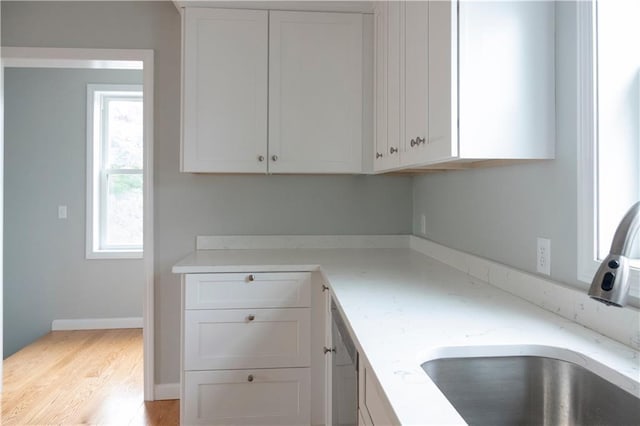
xmin=422 ymin=355 xmax=640 ymax=425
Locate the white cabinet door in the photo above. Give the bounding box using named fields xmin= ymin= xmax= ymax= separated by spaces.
xmin=183 ymin=368 xmax=311 ymax=425
xmin=360 ymin=361 xmax=398 ymax=426
xmin=373 ymin=2 xmax=402 ymax=171
xmin=269 ymin=11 xmax=363 ymax=173
xmin=185 ymin=272 xmax=311 ymax=310
xmin=184 ymin=308 xmax=311 ymax=370
xmin=181 ymin=8 xmax=268 ymax=172
xmin=427 ymin=0 xmax=457 ymax=163
xmin=402 ymin=1 xmax=431 ymax=167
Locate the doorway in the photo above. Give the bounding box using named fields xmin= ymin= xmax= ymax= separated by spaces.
xmin=1 ymin=47 xmax=154 ymax=400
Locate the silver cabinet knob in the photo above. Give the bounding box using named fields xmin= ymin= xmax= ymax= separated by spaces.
xmin=257 ymin=155 xmax=264 ymax=162
xmin=271 ymin=155 xmax=278 ymax=161
xmin=323 ymin=346 xmax=336 ymax=354
xmin=410 ymin=139 xmax=416 ymax=147
xmin=248 ymin=374 xmax=254 ymax=382
xmin=247 ymin=314 xmax=255 ymax=322
xmin=376 ymin=152 xmax=383 ymax=159
xmin=247 ymin=274 xmax=255 ymax=282
xmin=417 ymin=136 xmax=425 ymax=145
xmin=390 ymin=147 xmax=398 ymax=154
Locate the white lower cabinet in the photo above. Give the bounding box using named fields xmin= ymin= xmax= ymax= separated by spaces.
xmin=358 ymin=356 xmax=398 ymax=425
xmin=184 ymin=368 xmax=311 ymax=425
xmin=181 ymin=271 xmax=314 ymax=425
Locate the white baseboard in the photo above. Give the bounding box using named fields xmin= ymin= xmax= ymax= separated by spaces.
xmin=51 ymin=317 xmax=143 ymax=331
xmin=155 ymin=383 xmax=180 ymax=400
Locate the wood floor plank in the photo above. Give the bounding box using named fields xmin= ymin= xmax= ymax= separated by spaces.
xmin=1 ymin=329 xmax=179 ymax=425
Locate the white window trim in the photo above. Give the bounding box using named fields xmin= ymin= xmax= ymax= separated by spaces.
xmin=86 ymin=83 xmax=143 ymax=260
xmin=576 ymin=1 xmax=640 ymax=303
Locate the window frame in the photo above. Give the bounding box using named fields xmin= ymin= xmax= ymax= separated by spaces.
xmin=576 ymin=1 xmax=639 ymax=303
xmin=86 ymin=83 xmax=143 ymax=259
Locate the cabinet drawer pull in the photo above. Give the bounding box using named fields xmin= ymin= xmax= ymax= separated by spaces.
xmin=410 ymin=138 xmax=416 ymax=147
xmin=247 ymin=274 xmax=255 ymax=282
xmin=390 ymin=147 xmax=398 ymax=154
xmin=376 ymin=152 xmax=383 ymax=159
xmin=257 ymin=155 xmax=265 ymax=162
xmin=417 ymin=136 xmax=426 ymax=145
xmin=271 ymin=155 xmax=278 ymax=161
xmin=248 ymin=374 xmax=254 ymax=382
xmin=247 ymin=314 xmax=255 ymax=322
xmin=323 ymin=346 xmax=336 ymax=354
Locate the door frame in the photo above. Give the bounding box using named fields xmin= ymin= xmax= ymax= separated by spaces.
xmin=1 ymin=47 xmax=155 ymax=400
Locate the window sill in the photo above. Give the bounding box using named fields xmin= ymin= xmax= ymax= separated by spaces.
xmin=86 ymin=250 xmax=143 ymax=260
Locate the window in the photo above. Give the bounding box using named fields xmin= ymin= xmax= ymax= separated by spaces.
xmin=86 ymin=84 xmax=143 ymax=259
xmin=577 ymin=1 xmax=640 ymax=301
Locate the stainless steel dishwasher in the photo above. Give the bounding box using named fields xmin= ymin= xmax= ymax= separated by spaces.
xmin=331 ymin=296 xmax=358 ymax=426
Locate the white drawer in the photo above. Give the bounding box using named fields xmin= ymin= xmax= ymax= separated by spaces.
xmin=185 ymin=272 xmax=311 ymax=309
xmin=183 ymin=368 xmax=311 ymax=425
xmin=184 ymin=308 xmax=311 ymax=370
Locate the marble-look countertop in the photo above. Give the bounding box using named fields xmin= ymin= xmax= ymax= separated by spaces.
xmin=173 ymin=248 xmax=640 ymax=425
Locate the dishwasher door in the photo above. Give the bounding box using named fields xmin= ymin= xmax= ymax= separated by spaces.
xmin=331 ymin=297 xmax=358 ymax=426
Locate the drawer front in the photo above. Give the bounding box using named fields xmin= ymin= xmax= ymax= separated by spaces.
xmin=183 ymin=368 xmax=311 ymax=425
xmin=185 ymin=272 xmax=311 ymax=309
xmin=184 ymin=308 xmax=311 ymax=370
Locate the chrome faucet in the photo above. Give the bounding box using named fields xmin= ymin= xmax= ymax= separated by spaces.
xmin=589 ymin=201 xmax=640 ymax=307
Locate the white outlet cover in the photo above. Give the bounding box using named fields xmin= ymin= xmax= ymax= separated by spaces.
xmin=537 ymin=237 xmax=551 ymax=275
xmin=58 ymin=205 xmax=68 ymax=219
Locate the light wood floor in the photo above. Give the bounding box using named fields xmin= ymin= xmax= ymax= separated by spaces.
xmin=1 ymin=329 xmax=179 ymax=425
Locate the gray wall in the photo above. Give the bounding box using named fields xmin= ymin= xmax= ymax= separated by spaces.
xmin=413 ymin=2 xmax=580 ymax=290
xmin=3 ymin=68 xmax=145 ymax=357
xmin=1 ymin=2 xmax=413 ymax=383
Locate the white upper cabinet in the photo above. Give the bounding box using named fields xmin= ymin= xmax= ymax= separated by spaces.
xmin=457 ymin=1 xmax=555 ymax=160
xmin=181 ymin=8 xmax=268 ymax=173
xmin=269 ymin=12 xmax=363 ymax=174
xmin=373 ymin=0 xmax=555 ymax=172
xmin=181 ymin=8 xmax=365 ymax=174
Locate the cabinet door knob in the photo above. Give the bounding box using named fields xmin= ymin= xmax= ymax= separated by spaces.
xmin=257 ymin=155 xmax=265 ymax=162
xmin=410 ymin=139 xmax=416 ymax=147
xmin=323 ymin=346 xmax=336 ymax=354
xmin=390 ymin=147 xmax=398 ymax=154
xmin=247 ymin=314 xmax=255 ymax=322
xmin=248 ymin=374 xmax=254 ymax=382
xmin=247 ymin=274 xmax=255 ymax=282
xmin=376 ymin=152 xmax=383 ymax=159
xmin=271 ymin=155 xmax=278 ymax=161
xmin=417 ymin=136 xmax=425 ymax=145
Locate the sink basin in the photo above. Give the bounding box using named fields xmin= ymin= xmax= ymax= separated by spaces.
xmin=422 ymin=355 xmax=640 ymax=425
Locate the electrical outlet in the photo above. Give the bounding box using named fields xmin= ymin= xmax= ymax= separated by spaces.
xmin=537 ymin=238 xmax=551 ymax=275
xmin=420 ymin=214 xmax=426 ymax=234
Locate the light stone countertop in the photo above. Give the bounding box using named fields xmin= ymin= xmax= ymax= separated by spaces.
xmin=173 ymin=248 xmax=640 ymax=425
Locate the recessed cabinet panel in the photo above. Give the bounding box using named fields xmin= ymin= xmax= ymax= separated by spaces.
xmin=184 ymin=308 xmax=311 ymax=370
xmin=184 ymin=272 xmax=311 ymax=309
xmin=184 ymin=368 xmax=311 ymax=425
xmin=181 ymin=8 xmax=268 ymax=173
xmin=269 ymin=11 xmax=363 ymax=173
